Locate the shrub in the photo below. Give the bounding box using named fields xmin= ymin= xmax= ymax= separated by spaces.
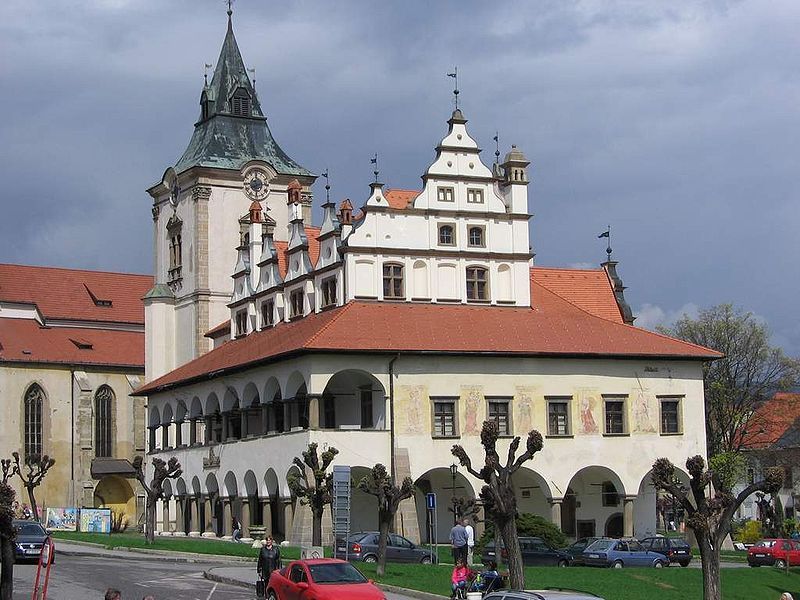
xmin=781 ymin=518 xmax=797 ymax=538
xmin=738 ymin=520 xmax=762 ymax=544
xmin=476 ymin=513 xmax=567 ymax=552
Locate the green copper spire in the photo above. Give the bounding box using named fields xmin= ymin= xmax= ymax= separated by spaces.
xmin=174 ymin=10 xmax=313 ymax=177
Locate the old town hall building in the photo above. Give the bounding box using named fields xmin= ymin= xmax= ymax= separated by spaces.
xmin=135 ymin=10 xmax=719 ymax=545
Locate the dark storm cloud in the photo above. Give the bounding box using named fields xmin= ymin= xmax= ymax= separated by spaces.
xmin=0 ymin=0 xmax=798 ymax=353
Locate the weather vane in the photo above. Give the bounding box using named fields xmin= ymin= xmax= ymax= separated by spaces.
xmin=204 ymin=63 xmax=213 ymax=85
xmin=493 ymin=132 xmax=500 ymax=164
xmin=370 ymin=153 xmax=379 ymax=183
xmin=598 ymin=225 xmax=612 ymax=261
xmin=447 ymin=67 xmax=459 ymax=109
xmin=226 ymin=0 xmax=234 ymax=17
xmin=322 ymin=169 xmax=331 ymax=203
xmin=247 ymin=67 xmax=256 ymax=91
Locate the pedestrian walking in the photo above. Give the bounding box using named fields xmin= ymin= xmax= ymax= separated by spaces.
xmin=449 ymin=519 xmax=468 ymax=564
xmin=231 ymin=515 xmax=242 ymax=543
xmin=257 ymin=535 xmax=282 ymax=576
xmin=464 ymin=518 xmax=475 ymax=566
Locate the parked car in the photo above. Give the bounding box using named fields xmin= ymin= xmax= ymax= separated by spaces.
xmin=640 ymin=536 xmax=693 ymax=567
xmin=335 ymin=531 xmax=434 ymax=564
xmin=12 ymin=520 xmax=54 ymax=563
xmin=581 ymin=538 xmax=667 ymax=568
xmin=561 ymin=537 xmax=602 ymax=566
xmin=266 ymin=558 xmax=386 ymax=600
xmin=481 ymin=537 xmax=571 ymax=567
xmin=483 ymin=589 xmax=603 ymax=600
xmin=747 ymin=539 xmax=800 ymax=568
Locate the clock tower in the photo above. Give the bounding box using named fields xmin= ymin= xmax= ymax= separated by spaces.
xmin=144 ymin=9 xmax=315 ymax=380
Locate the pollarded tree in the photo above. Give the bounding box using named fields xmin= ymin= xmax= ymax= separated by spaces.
xmin=11 ymin=452 xmax=55 ymax=522
xmin=287 ymin=443 xmax=339 ymax=546
xmin=452 ymin=420 xmax=544 ymax=591
xmin=132 ymin=455 xmax=182 ymax=544
xmin=1 ymin=459 xmax=18 ymax=600
xmin=651 ymin=455 xmax=783 ymax=600
xmin=357 ymin=463 xmax=415 ymax=576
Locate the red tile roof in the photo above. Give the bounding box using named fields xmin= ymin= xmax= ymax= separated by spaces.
xmin=137 ymin=270 xmax=720 ymax=395
xmin=384 ymin=189 xmax=418 ymax=209
xmin=0 ymin=318 xmax=144 ymax=368
xmin=274 ymin=226 xmax=321 ymax=278
xmin=205 ymin=320 xmax=231 ymax=339
xmin=745 ymin=393 xmax=800 ymax=449
xmin=531 ymin=267 xmax=623 ymax=323
xmin=0 ymin=264 xmax=152 ymax=324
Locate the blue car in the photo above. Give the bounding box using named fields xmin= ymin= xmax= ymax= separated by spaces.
xmin=581 ymin=538 xmax=667 ymax=568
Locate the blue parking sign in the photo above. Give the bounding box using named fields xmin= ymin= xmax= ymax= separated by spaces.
xmin=426 ymin=492 xmax=436 ymax=510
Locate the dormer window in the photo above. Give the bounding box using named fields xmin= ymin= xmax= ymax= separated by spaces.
xmin=200 ymin=92 xmax=210 ymax=121
xmin=235 ymin=310 xmax=248 ymax=337
xmin=231 ymin=87 xmax=251 ymax=117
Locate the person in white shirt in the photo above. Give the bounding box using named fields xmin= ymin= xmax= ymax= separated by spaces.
xmin=464 ymin=518 xmax=475 ymax=566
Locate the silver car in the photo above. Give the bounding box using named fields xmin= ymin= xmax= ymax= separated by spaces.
xmin=484 ymin=590 xmax=603 ymax=600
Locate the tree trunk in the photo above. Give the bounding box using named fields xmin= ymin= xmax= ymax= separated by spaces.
xmin=145 ymin=495 xmax=156 ymax=544
xmin=27 ymin=487 xmax=39 ymax=522
xmin=0 ymin=536 xmax=15 ymax=600
xmin=499 ymin=517 xmax=524 ymax=590
xmin=312 ymin=506 xmax=322 ymax=547
xmin=698 ymin=531 xmax=722 ymax=600
xmin=377 ymin=512 xmax=391 ymax=577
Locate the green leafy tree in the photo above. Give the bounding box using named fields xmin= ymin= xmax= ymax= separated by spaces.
xmin=132 ymin=455 xmax=182 ymax=544
xmin=660 ymin=304 xmax=800 ymax=457
xmin=1 ymin=459 xmax=18 ymax=600
xmin=11 ymin=452 xmax=55 ymax=522
xmin=357 ymin=463 xmax=415 ymax=576
xmin=651 ymin=455 xmax=783 ymax=600
xmin=477 ymin=513 xmax=567 ymax=555
xmin=452 ymin=420 xmax=544 ymax=591
xmin=287 ymin=443 xmax=338 ymax=546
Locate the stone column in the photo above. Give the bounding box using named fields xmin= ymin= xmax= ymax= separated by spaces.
xmin=161 ymin=424 xmax=169 ymax=449
xmin=549 ymin=498 xmax=563 ymax=528
xmin=221 ymin=413 xmax=229 ymax=443
xmin=308 ymin=395 xmax=320 ymax=430
xmin=174 ymin=498 xmax=185 ymax=535
xmin=189 ymin=418 xmax=198 ymax=445
xmin=189 ymin=496 xmax=200 ymax=535
xmin=203 ymin=497 xmax=213 ymax=534
xmin=240 ymin=409 xmax=248 ymax=439
xmin=623 ymin=495 xmax=635 ymax=537
xmin=223 ymin=499 xmax=233 ymax=536
xmin=241 ymin=499 xmax=251 ymax=538
xmin=175 ymin=421 xmax=183 ymax=447
xmin=282 ymin=499 xmax=294 ymax=540
xmin=261 ymin=499 xmax=273 ymax=536
xmin=148 ymin=427 xmax=157 ymax=452
xmin=162 ymin=501 xmax=170 ymax=534
xmin=261 ymin=405 xmax=269 ymax=435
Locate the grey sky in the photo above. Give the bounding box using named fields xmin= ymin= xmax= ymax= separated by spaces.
xmin=1 ymin=1 xmax=798 ymax=353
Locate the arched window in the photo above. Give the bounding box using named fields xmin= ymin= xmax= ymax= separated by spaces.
xmin=466 ymin=266 xmax=489 ymax=301
xmin=231 ymin=88 xmax=251 ymax=117
xmin=468 ymin=226 xmax=484 ymax=247
xmin=95 ymin=385 xmax=114 ymax=458
xmin=23 ymin=384 xmax=44 ymax=458
xmin=438 ymin=224 xmax=455 ymax=246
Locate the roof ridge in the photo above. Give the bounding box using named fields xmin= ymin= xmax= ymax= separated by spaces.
xmin=531 ymin=266 xmax=604 ymax=273
xmin=303 ymin=302 xmax=357 ymax=348
xmin=0 ymin=263 xmax=151 ymax=278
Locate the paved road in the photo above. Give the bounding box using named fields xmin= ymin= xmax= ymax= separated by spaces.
xmin=6 ymin=554 xmax=419 ymax=600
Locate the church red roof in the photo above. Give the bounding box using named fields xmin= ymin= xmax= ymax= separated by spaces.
xmin=273 ymin=226 xmax=321 ymax=279
xmin=140 ymin=269 xmax=720 ymax=395
xmin=384 ymin=189 xmax=418 ymax=209
xmin=745 ymin=393 xmax=800 ymax=449
xmin=0 ymin=263 xmax=152 ymax=324
xmin=531 ymin=267 xmax=624 ymax=323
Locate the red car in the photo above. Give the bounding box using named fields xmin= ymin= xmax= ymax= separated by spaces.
xmin=267 ymin=558 xmax=387 ymax=600
xmin=748 ymin=539 xmax=800 ymax=568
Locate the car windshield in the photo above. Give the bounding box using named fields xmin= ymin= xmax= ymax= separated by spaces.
xmin=309 ymin=563 xmax=368 ymax=584
xmin=754 ymin=541 xmax=773 ymax=547
xmin=15 ymin=523 xmax=45 ymax=536
xmin=586 ymin=540 xmax=613 ymax=552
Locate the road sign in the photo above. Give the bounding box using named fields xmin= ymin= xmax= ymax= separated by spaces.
xmin=426 ymin=492 xmax=436 ymax=510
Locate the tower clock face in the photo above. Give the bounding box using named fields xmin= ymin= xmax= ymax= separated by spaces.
xmin=243 ymin=169 xmax=270 ymax=201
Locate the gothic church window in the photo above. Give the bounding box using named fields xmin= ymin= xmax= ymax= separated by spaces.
xmin=24 ymin=384 xmax=44 ymax=458
xmin=95 ymin=385 xmax=114 ymax=458
xmin=466 ymin=266 xmax=489 ymax=301
xmin=382 ymin=264 xmax=404 ymax=299
xmin=231 ymin=88 xmax=251 ymax=117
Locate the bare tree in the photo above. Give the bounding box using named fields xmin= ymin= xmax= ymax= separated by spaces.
xmin=449 ymin=496 xmax=481 ymax=526
xmin=660 ymin=304 xmax=800 ymax=456
xmin=11 ymin=452 xmax=55 ymax=522
xmin=357 ymin=463 xmax=415 ymax=576
xmin=286 ymin=443 xmax=339 ymax=546
xmin=452 ymin=420 xmax=544 ymax=591
xmin=651 ymin=455 xmax=783 ymax=600
xmin=1 ymin=459 xmax=18 ymax=600
xmin=132 ymin=455 xmax=182 ymax=544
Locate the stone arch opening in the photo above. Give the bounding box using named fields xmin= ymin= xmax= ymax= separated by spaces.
xmin=414 ymin=467 xmax=476 ymax=543
xmin=94 ymin=475 xmax=135 ymax=523
xmin=635 ymin=467 xmax=691 ymax=538
xmin=321 ymin=370 xmax=386 ymax=430
xmin=563 ymin=466 xmax=626 ymax=539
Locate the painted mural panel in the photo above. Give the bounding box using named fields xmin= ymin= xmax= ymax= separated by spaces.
xmin=515 ymin=387 xmax=535 ymax=434
xmin=45 ymin=507 xmax=78 ymax=531
xmin=578 ymin=390 xmax=600 ymax=434
xmin=80 ymin=508 xmax=112 ymax=533
xmin=396 ymin=385 xmax=427 ymax=434
xmin=632 ymin=391 xmax=657 ymax=433
xmin=460 ymin=385 xmax=483 ymax=435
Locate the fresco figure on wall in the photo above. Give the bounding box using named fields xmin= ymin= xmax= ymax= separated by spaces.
xmin=633 ymin=392 xmax=656 ymax=433
xmin=463 ymin=386 xmax=481 ymax=435
xmin=516 ymin=390 xmax=533 ymax=433
xmin=402 ymin=385 xmax=424 ymax=434
xmin=580 ymin=394 xmax=598 ymax=434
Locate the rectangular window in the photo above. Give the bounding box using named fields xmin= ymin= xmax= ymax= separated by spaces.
xmin=360 ymin=389 xmax=373 ymax=429
xmin=432 ymin=398 xmax=458 ymax=437
xmin=603 ymin=395 xmax=627 ymax=435
xmin=466 ymin=267 xmax=489 ymax=301
xmin=547 ymin=397 xmax=571 ymax=436
xmin=261 ymin=299 xmax=275 ymax=328
xmin=321 ymin=277 xmax=337 ymax=307
xmin=487 ymin=398 xmax=511 ymax=436
xmin=437 ymin=186 xmax=455 ymax=202
xmin=290 ymin=289 xmax=304 ymax=318
xmin=235 ymin=311 xmax=248 ymax=337
xmin=467 ymin=188 xmax=484 ymax=204
xmin=659 ymin=397 xmax=682 ymax=434
xmin=382 ymin=264 xmax=404 ymax=299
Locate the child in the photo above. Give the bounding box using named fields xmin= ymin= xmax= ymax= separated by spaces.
xmin=476 ymin=561 xmax=501 ymax=592
xmin=451 ymin=558 xmax=470 ymax=598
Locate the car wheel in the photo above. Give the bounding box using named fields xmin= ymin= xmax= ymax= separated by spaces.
xmin=267 ymin=591 xmax=278 ymax=600
xmin=558 ymin=559 xmax=569 ymax=568
xmin=363 ymin=554 xmax=378 ymax=563
xmin=775 ymin=559 xmax=787 ymax=569
xmin=654 ymin=560 xmax=664 ymax=568
xmin=420 ymin=555 xmax=432 ymax=565
xmin=679 ymin=561 xmax=689 ymax=568
xmin=612 ymin=560 xmax=624 ymax=569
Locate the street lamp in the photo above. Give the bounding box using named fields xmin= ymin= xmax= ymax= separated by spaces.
xmin=450 ymin=463 xmax=459 ymax=525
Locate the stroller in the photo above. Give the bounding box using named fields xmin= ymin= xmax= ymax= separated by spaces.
xmin=465 ymin=570 xmax=505 ymax=597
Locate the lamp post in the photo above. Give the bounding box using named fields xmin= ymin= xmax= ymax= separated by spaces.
xmin=450 ymin=463 xmax=458 ymax=525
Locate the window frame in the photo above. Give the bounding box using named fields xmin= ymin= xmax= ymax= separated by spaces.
xmin=321 ymin=277 xmax=338 ymax=308
xmin=658 ymin=396 xmax=683 ymax=435
xmin=94 ymin=385 xmax=114 ymax=458
xmin=289 ymin=289 xmax=305 ymax=318
xmin=546 ymin=396 xmax=572 ymax=437
xmin=437 ymin=186 xmax=455 ymax=203
xmin=466 ymin=188 xmax=484 ymax=204
xmin=431 ymin=396 xmax=459 ymax=438
xmin=261 ymin=299 xmax=275 ymax=328
xmin=382 ymin=263 xmax=405 ymax=299
xmin=23 ymin=384 xmax=44 ymax=458
xmin=234 ymin=310 xmax=248 ymax=337
xmin=486 ymin=397 xmax=512 ymax=436
xmin=603 ymin=395 xmax=628 ymax=436
xmin=438 ymin=224 xmax=456 ymax=246
xmin=466 ymin=265 xmax=489 ymax=302
xmin=231 ymin=88 xmax=252 ymax=117
xmin=467 ymin=225 xmax=485 ymax=248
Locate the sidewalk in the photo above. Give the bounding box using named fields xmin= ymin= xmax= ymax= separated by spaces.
xmin=203 ymin=566 xmax=445 ymax=600
xmin=55 ymin=539 xmax=254 ymax=564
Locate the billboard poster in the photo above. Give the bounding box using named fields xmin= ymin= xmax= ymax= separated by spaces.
xmin=80 ymin=508 xmax=112 ymax=533
xmin=44 ymin=507 xmax=78 ymax=531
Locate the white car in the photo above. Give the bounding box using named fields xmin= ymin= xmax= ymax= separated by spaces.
xmin=484 ymin=589 xmax=603 ymax=600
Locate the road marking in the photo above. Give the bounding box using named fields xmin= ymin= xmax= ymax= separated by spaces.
xmin=205 ymin=582 xmax=218 ymax=599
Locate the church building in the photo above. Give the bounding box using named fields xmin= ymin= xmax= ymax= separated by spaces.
xmin=136 ymin=9 xmax=720 ymax=545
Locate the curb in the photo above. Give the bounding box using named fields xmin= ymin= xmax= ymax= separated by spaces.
xmin=202 ymin=569 xmax=447 ymax=599
xmin=54 ymin=540 xmax=255 ymax=564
